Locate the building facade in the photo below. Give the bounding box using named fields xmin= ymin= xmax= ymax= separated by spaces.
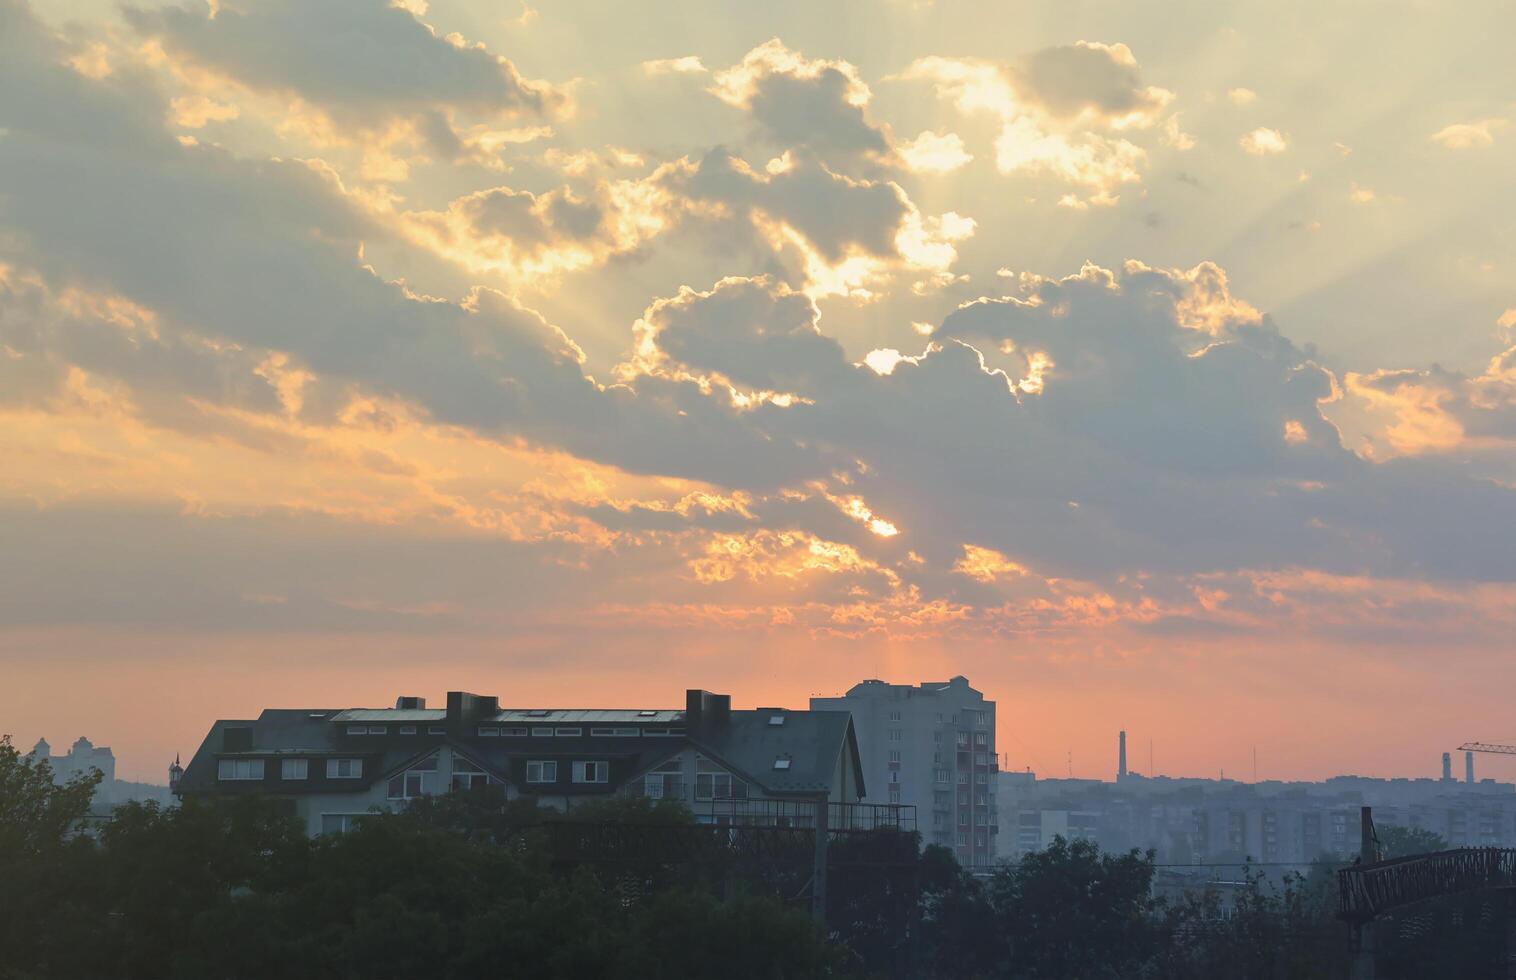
xmin=30 ymin=735 xmax=117 ymax=787
xmin=998 ymin=767 xmax=1516 ymax=866
xmin=811 ymin=676 xmax=997 ymax=865
xmin=177 ymin=689 xmax=867 ymax=836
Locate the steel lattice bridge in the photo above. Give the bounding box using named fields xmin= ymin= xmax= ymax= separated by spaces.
xmin=1339 ymin=847 xmax=1516 ymax=923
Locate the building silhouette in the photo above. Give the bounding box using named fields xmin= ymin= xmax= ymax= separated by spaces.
xmin=812 ymin=676 xmax=997 ymax=865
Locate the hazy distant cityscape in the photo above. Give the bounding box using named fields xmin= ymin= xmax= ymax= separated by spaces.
xmin=35 ymin=673 xmax=1516 ymax=870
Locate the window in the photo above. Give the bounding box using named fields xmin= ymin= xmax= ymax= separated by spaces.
xmin=368 ymin=726 xmax=385 ymax=735
xmin=399 ymin=725 xmax=417 ymax=735
xmin=888 ymin=729 xmax=902 ymax=742
xmin=773 ymin=757 xmax=792 ymax=771
xmin=957 ymin=772 xmax=969 ymax=784
xmin=531 ymin=727 xmax=554 ymax=737
xmin=888 ymin=750 xmax=901 ymax=763
xmin=451 ymin=756 xmax=490 ymax=791
xmin=695 ymin=759 xmax=746 ymax=801
xmin=975 ymin=732 xmax=987 ymax=745
xmin=767 ymin=714 xmax=785 ymax=726
xmin=889 ymin=710 xmax=902 ymax=721
xmin=218 ymin=759 xmax=265 ymax=781
xmin=346 ymin=725 xmax=367 ymax=735
xmin=556 ymin=728 xmax=582 ymax=737
xmin=280 ymin=759 xmax=308 ymax=780
xmin=933 ymin=731 xmax=943 ymax=743
xmin=572 ymin=761 xmax=608 ymax=783
xmin=889 ymin=783 xmax=901 ymax=801
xmin=320 ymin=814 xmax=365 ymax=835
xmin=388 ymin=771 xmax=427 ymax=799
xmin=645 ymin=761 xmax=683 ymax=799
xmin=527 ymin=760 xmax=558 ymax=783
xmin=935 ymin=713 xmax=944 ymax=724
xmin=933 ymin=751 xmax=943 ymax=765
xmin=478 ymin=727 xmax=500 ymax=737
xmin=326 ymin=758 xmax=363 ymax=779
xmin=638 ymin=710 xmax=658 ymax=717
xmin=411 ymin=752 xmax=438 ymax=771
xmin=934 ymin=769 xmax=950 ymax=784
xmin=889 ymin=771 xmax=900 ymax=783
xmin=975 ymin=773 xmax=988 ymax=784
xmin=956 ymin=732 xmax=969 ymax=746
xmin=501 ymin=727 xmax=528 ymax=737
xmin=526 ymin=709 xmax=551 ymax=717
xmin=428 ymin=726 xmax=446 ymax=735
xmin=591 ymin=727 xmax=638 ymax=737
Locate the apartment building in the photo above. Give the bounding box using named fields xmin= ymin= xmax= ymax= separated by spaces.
xmin=176 ymin=689 xmax=865 ymax=836
xmin=811 ymin=676 xmax=997 ymax=865
xmin=997 ymin=768 xmax=1516 ymax=865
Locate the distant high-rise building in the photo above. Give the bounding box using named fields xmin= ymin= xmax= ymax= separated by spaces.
xmin=812 ymin=676 xmax=997 ymax=865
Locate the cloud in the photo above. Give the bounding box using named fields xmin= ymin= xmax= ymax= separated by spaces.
xmin=711 ymin=39 xmax=891 ymax=172
xmin=897 ymin=130 xmax=973 ymax=174
xmin=1239 ymin=127 xmax=1288 ymax=155
xmin=1348 ymin=181 xmax=1376 ymax=204
xmin=123 ymin=0 xmax=565 ymax=172
xmin=3 ymin=0 xmax=1516 ymax=693
xmin=1227 ymin=87 xmax=1257 ymax=105
xmin=643 ymin=56 xmax=707 ymax=76
xmin=1347 ymin=348 xmax=1516 ymax=455
xmin=1429 ymin=118 xmax=1506 ymax=149
xmin=902 ymin=42 xmax=1171 ymax=203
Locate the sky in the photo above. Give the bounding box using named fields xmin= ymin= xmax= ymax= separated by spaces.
xmin=2 ymin=0 xmax=1514 ymax=784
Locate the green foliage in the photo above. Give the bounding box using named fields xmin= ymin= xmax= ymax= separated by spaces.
xmin=2 ymin=781 xmax=1506 ymax=980
xmin=989 ymin=837 xmax=1162 ymax=979
xmin=0 ymin=733 xmax=102 ymax=856
xmin=1377 ymin=824 xmax=1448 ymax=860
xmin=0 ymin=791 xmax=847 ymax=980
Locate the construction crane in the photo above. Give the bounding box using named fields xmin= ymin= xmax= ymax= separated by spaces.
xmin=1459 ymin=742 xmax=1516 ymax=756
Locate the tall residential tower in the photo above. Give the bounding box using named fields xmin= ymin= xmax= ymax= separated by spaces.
xmin=812 ymin=676 xmax=997 ymax=865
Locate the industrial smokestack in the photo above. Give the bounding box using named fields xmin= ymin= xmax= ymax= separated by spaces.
xmin=1118 ymin=730 xmax=1128 ymax=781
xmin=1466 ymin=751 xmax=1475 ymax=784
xmin=1443 ymin=752 xmax=1452 ymax=781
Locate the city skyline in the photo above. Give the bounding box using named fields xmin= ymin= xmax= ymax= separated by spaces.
xmin=3 ymin=0 xmax=1515 ymax=784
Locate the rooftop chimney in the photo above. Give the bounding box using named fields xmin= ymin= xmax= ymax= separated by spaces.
xmin=445 ymin=691 xmax=499 ymax=726
xmin=685 ymin=690 xmax=731 ymax=733
xmin=1442 ymin=751 xmax=1452 ymax=781
xmin=1118 ymin=730 xmax=1128 ymax=781
xmin=1466 ymin=751 xmax=1475 ymax=784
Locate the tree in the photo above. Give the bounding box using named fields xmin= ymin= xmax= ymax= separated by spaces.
xmin=1377 ymin=824 xmax=1448 ymax=860
xmin=0 ymin=734 xmax=104 ymax=978
xmin=0 ymin=733 xmax=101 ymax=856
xmin=987 ymin=837 xmax=1162 ymax=978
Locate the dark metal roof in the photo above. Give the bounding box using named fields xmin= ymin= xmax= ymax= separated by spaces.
xmin=178 ymin=704 xmax=863 ymax=801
